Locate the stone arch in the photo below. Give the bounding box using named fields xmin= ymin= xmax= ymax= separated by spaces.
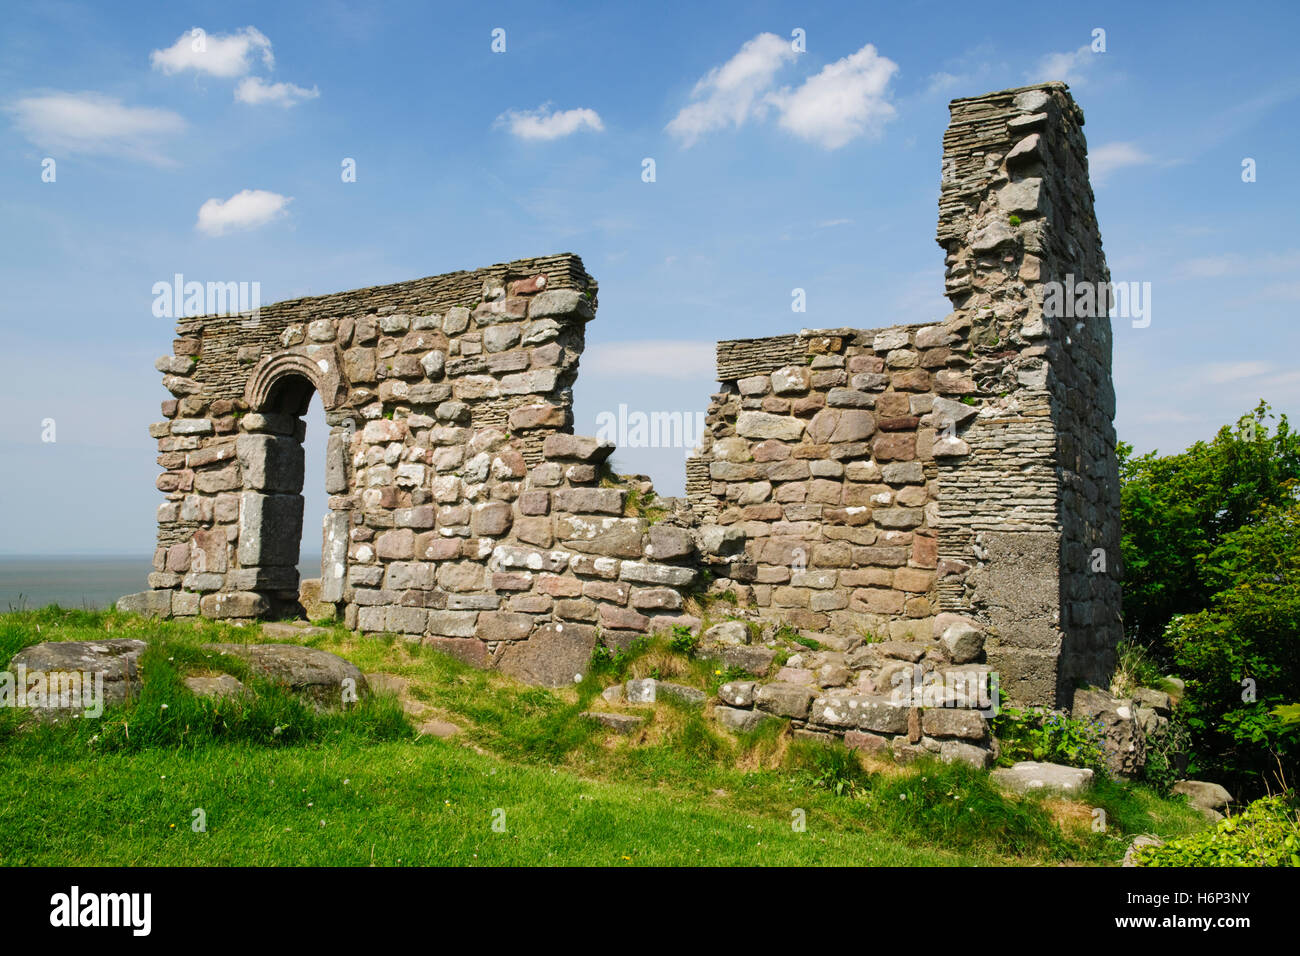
xmin=244 ymin=346 xmax=347 ymax=413
xmin=237 ymin=345 xmax=351 ymax=619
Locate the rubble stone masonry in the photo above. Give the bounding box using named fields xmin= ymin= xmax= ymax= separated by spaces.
xmin=122 ymin=82 xmax=1121 ymax=709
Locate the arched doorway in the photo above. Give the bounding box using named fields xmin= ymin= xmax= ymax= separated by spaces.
xmin=237 ymin=348 xmax=353 ymax=619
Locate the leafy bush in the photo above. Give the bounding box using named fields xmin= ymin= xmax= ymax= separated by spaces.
xmin=666 ymin=625 xmax=698 ymax=656
xmin=1133 ymin=793 xmax=1300 ymax=866
xmin=992 ymin=703 xmax=1107 ymax=772
xmin=1119 ymin=402 xmax=1300 ymax=650
xmin=1165 ymin=568 xmax=1300 ymax=789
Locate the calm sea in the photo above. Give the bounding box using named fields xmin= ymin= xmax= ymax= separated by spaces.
xmin=0 ymin=555 xmax=324 ymax=612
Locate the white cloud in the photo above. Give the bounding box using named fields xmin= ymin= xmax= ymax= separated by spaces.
xmin=196 ymin=189 xmax=291 ymax=236
xmin=1088 ymin=141 xmax=1155 ymax=179
xmin=496 ymin=104 xmax=603 ymax=141
xmin=666 ymin=32 xmax=795 ymax=146
xmin=584 ymin=340 xmax=715 ymax=379
xmin=235 ymin=76 xmax=320 ymax=107
xmin=766 ymin=43 xmax=898 ymax=149
xmin=1203 ymin=361 xmax=1275 ymax=385
xmin=151 ymin=26 xmax=273 ymax=77
xmin=1027 ymin=45 xmax=1098 ymax=87
xmin=1175 ymin=250 xmax=1300 ymax=280
xmin=667 ymin=35 xmax=897 ymax=150
xmin=5 ymin=91 xmax=185 ymax=165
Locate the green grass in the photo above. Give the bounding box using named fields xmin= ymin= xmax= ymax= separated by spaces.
xmin=0 ymin=606 xmax=1210 ymax=866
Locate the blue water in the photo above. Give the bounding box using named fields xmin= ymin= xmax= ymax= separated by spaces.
xmin=0 ymin=555 xmax=324 ymax=611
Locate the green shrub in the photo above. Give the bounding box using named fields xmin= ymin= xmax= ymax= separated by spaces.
xmin=1119 ymin=402 xmax=1300 ymax=650
xmin=1133 ymin=793 xmax=1300 ymax=866
xmin=992 ymin=702 xmax=1107 ymax=772
xmin=1166 ymin=580 xmax=1300 ymax=789
xmin=666 ymin=625 xmax=698 ymax=657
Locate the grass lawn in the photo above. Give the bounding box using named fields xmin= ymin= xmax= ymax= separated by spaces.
xmin=0 ymin=607 xmax=1208 ymax=866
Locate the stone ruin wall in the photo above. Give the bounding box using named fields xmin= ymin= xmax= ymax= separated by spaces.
xmin=133 ymin=253 xmax=707 ymax=686
xmin=122 ymin=82 xmax=1122 ymax=711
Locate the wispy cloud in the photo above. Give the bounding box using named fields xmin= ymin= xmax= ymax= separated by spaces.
xmin=151 ymin=26 xmax=273 ymax=77
xmin=1089 ymin=141 xmax=1155 ymax=180
xmin=584 ymin=340 xmax=714 ymax=379
xmin=1203 ymin=361 xmax=1274 ymax=385
xmin=196 ymin=189 xmax=291 ymax=236
xmin=152 ymin=26 xmax=317 ymax=107
xmin=667 ymin=34 xmax=897 ymax=150
xmin=1027 ymin=45 xmax=1100 ymax=87
xmin=1175 ymin=249 xmax=1300 ymax=280
xmin=496 ymin=104 xmax=604 ymax=141
xmin=666 ymin=32 xmax=795 ymax=146
xmin=235 ymin=76 xmax=320 ymax=107
xmin=923 ymin=44 xmax=1003 ymax=98
xmin=768 ymin=43 xmax=898 ymax=149
xmin=5 ymin=91 xmax=185 ymax=165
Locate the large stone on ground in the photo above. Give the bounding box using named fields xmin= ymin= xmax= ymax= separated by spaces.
xmin=184 ymin=674 xmax=247 ymax=700
xmin=991 ymin=761 xmax=1094 ymax=795
xmin=581 ymin=712 xmax=645 ymax=734
xmin=202 ymin=642 xmax=368 ymax=709
xmin=657 ymin=681 xmax=707 ymax=709
xmin=261 ymin=621 xmax=330 ymax=640
xmin=1072 ymin=687 xmax=1145 ymax=777
xmin=9 ymin=638 xmax=146 ymax=709
xmin=1171 ymin=780 xmax=1233 ymax=814
xmin=418 ymin=718 xmax=462 ymax=738
xmin=714 ymin=706 xmax=768 ymax=733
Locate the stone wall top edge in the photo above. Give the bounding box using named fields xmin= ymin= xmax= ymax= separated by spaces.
xmin=716 ymin=316 xmax=944 ymax=354
xmin=947 ymin=81 xmax=1070 ymax=107
xmin=175 ymin=252 xmax=592 ymax=334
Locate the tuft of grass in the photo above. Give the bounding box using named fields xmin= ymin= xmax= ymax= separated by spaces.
xmin=1110 ymin=638 xmax=1165 ymax=698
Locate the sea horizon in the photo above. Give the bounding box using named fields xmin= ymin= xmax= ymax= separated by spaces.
xmin=0 ymin=553 xmax=325 ymax=612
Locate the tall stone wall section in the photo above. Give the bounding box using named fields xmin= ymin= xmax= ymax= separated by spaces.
xmin=687 ymin=82 xmax=1121 ymax=707
xmin=933 ymin=83 xmax=1121 ymax=706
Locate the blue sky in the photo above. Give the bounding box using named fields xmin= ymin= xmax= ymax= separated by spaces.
xmin=1 ymin=0 xmax=1297 ymax=555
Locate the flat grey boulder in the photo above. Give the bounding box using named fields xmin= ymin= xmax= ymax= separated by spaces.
xmin=1122 ymin=834 xmax=1163 ymax=867
xmin=702 ymin=621 xmax=750 ymax=647
xmin=991 ymin=761 xmax=1094 ymax=795
xmin=581 ymin=712 xmax=645 ymax=734
xmin=714 ymin=706 xmax=769 ymax=733
xmin=9 ymin=639 xmax=146 ymax=708
xmin=623 ymin=678 xmax=706 ymax=708
xmin=1172 ymin=780 xmax=1233 ymax=813
xmin=184 ymin=674 xmax=248 ymax=700
xmin=202 ymin=643 xmax=367 ymax=709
